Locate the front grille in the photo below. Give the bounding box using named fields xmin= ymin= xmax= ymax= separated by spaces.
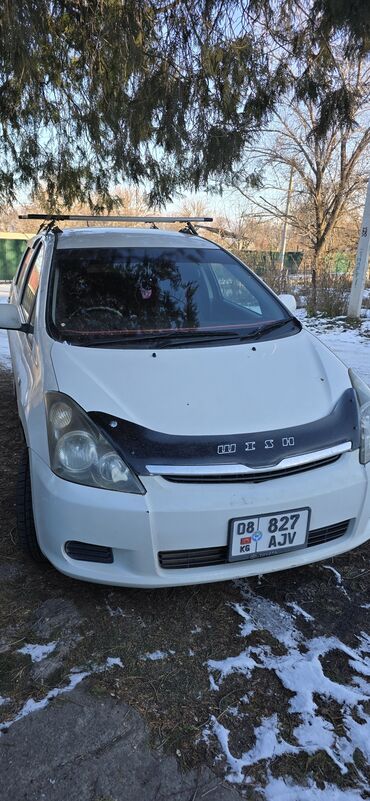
xmin=65 ymin=541 xmax=114 ymax=563
xmin=306 ymin=519 xmax=350 ymax=547
xmin=163 ymin=455 xmax=340 ymax=484
xmin=158 ymin=520 xmax=351 ymax=569
xmin=159 ymin=546 xmax=228 ymax=569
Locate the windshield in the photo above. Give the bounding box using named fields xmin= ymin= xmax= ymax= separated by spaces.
xmin=48 ymin=246 xmax=297 ymax=346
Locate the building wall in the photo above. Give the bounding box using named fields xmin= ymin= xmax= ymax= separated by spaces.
xmin=0 ymin=234 xmax=30 ymax=280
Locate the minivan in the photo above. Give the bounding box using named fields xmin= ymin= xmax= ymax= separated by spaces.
xmin=1 ymin=214 xmax=369 ymax=587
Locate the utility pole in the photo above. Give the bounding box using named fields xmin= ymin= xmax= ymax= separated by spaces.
xmin=348 ymin=175 xmax=370 ymax=318
xmin=279 ymin=167 xmax=294 ymax=272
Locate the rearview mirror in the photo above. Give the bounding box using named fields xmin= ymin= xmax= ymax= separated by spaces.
xmin=278 ymin=294 xmax=297 ymax=314
xmin=0 ymin=303 xmax=33 ymax=333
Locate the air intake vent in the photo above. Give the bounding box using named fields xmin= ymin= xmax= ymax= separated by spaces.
xmin=158 ymin=520 xmax=351 ymax=569
xmin=159 ymin=546 xmax=227 ymax=570
xmin=65 ymin=541 xmax=113 ymax=563
xmin=306 ymin=520 xmax=350 ymax=547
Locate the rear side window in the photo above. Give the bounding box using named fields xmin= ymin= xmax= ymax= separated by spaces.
xmin=21 ymin=246 xmax=44 ymax=320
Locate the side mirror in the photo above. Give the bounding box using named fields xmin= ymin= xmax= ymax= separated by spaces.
xmin=278 ymin=294 xmax=297 ymax=314
xmin=0 ymin=303 xmax=33 ymax=333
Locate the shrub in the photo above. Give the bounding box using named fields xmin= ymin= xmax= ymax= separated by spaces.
xmin=306 ymin=270 xmax=352 ymax=317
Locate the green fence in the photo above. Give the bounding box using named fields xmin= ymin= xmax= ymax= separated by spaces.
xmin=0 ymin=235 xmax=29 ymax=280
xmin=237 ymin=250 xmax=304 ymax=275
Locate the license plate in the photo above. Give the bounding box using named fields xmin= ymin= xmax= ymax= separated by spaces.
xmin=228 ymin=507 xmax=310 ymax=561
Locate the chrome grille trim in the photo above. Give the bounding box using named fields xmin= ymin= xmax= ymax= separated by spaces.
xmin=163 ymin=455 xmax=340 ymax=483
xmin=146 ymin=442 xmax=352 ymax=480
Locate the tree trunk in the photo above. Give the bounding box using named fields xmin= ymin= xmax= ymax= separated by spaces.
xmin=311 ymin=262 xmax=317 ymax=313
xmin=311 ymin=247 xmax=323 ymax=313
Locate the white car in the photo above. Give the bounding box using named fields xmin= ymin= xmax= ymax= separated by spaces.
xmin=1 ymin=214 xmax=369 ymax=588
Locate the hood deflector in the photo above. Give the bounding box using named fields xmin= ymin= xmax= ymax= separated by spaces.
xmin=88 ymin=388 xmax=359 ymax=476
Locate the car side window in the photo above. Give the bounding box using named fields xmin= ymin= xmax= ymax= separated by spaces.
xmin=15 ymin=246 xmax=35 ymax=289
xmin=21 ymin=245 xmax=44 ymax=321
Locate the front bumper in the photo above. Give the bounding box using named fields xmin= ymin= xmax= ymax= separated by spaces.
xmin=30 ymin=450 xmax=370 ymax=588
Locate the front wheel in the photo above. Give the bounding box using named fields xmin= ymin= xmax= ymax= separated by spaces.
xmin=16 ymin=447 xmax=47 ymax=563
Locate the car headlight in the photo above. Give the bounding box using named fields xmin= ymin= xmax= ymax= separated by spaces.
xmin=349 ymin=369 xmax=370 ymax=465
xmin=45 ymin=392 xmax=145 ymax=494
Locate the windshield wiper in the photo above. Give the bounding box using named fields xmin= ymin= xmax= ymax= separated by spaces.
xmin=70 ymin=320 xmax=297 ymax=348
xmin=165 ymin=321 xmax=297 ymax=346
xmin=73 ymin=332 xmax=176 ymax=347
xmin=154 ymin=330 xmax=243 ymax=348
xmin=75 ymin=330 xmax=243 ymax=348
xmin=239 ymin=318 xmax=296 ymax=341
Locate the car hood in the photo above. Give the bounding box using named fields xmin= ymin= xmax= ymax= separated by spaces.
xmin=51 ymin=330 xmax=350 ymax=436
xmin=50 ymin=330 xmax=350 ymax=437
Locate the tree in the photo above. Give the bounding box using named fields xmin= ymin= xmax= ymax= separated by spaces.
xmin=0 ymin=1 xmax=287 ymax=209
xmin=0 ymin=186 xmax=152 ymax=235
xmin=228 ymin=53 xmax=370 ymax=284
xmin=0 ymin=0 xmax=369 ymax=210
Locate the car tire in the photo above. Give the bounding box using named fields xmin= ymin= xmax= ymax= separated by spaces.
xmin=16 ymin=447 xmax=47 ymax=563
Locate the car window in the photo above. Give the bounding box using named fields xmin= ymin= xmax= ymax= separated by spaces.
xmin=48 ymin=246 xmax=295 ymax=346
xmin=21 ymin=245 xmax=44 ymax=320
xmin=15 ymin=246 xmax=34 ymax=288
xmin=210 ymin=262 xmax=262 ymax=316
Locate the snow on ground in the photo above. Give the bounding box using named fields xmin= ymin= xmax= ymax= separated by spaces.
xmin=0 ymin=656 xmax=124 ymax=734
xmin=105 ymin=599 xmax=126 ymax=618
xmin=17 ymin=642 xmax=58 ymax=662
xmin=298 ymin=310 xmax=370 ymax=385
xmin=106 ymin=656 xmax=124 ymax=668
xmin=0 ymin=697 xmax=10 ymax=707
xmin=0 ymin=670 xmax=92 ymax=732
xmin=141 ymin=649 xmax=175 ymax=661
xmin=286 ymin=601 xmax=315 ymax=622
xmin=0 ymin=284 xmax=10 ymax=368
xmin=263 ymin=777 xmax=366 ymax=801
xmin=205 ymin=583 xmax=370 ymax=794
xmin=318 ymin=327 xmax=370 ymax=384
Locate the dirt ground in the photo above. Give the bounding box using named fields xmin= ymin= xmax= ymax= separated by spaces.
xmin=0 ymin=363 xmax=369 ymax=801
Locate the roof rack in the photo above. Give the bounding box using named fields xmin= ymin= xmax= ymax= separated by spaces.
xmin=18 ymin=214 xmax=213 ymax=236
xmin=18 ymin=214 xmax=213 ymax=223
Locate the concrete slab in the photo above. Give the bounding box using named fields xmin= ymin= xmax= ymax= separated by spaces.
xmin=0 ymin=687 xmax=239 ymax=801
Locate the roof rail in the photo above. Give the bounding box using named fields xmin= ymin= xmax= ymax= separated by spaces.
xmin=18 ymin=214 xmax=213 ymax=223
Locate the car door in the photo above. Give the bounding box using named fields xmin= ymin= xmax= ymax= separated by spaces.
xmin=9 ymin=242 xmax=45 ymax=436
